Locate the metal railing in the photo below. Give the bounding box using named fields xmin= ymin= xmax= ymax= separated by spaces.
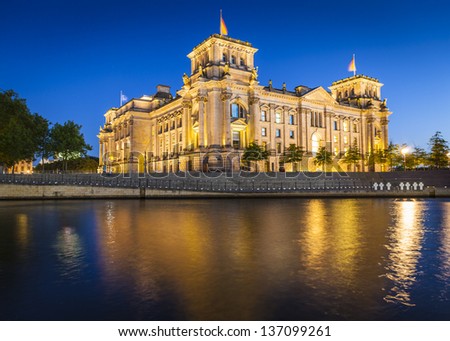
xmin=0 ymin=173 xmax=427 ymax=194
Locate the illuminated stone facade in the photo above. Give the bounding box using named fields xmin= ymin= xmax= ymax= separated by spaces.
xmin=98 ymin=34 xmax=391 ymax=173
xmin=1 ymin=160 xmax=33 ymax=174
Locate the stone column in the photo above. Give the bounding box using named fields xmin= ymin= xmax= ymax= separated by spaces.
xmin=182 ymin=100 xmax=192 ymax=150
xmin=249 ymin=96 xmax=260 ymax=143
xmin=304 ymin=109 xmax=310 ymax=152
xmin=367 ymin=116 xmax=375 ymax=154
xmin=269 ymin=104 xmax=276 ymax=152
xmin=208 ymin=89 xmax=221 ymax=148
xmin=297 ymin=107 xmax=303 ymax=148
xmin=197 ymin=95 xmax=208 ymax=149
xmin=283 ymin=106 xmax=289 ymax=149
xmin=381 ymin=117 xmax=389 ymax=149
xmin=221 ymin=92 xmax=232 ymax=147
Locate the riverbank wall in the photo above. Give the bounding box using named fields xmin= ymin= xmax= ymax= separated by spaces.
xmin=1 ymin=171 xmax=449 ymax=199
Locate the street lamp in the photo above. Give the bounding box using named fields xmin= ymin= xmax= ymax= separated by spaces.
xmin=401 ymin=147 xmax=409 ymax=171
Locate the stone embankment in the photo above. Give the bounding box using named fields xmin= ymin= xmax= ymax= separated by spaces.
xmin=0 ymin=171 xmax=449 ymax=199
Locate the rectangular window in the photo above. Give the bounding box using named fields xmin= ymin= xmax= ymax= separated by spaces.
xmin=275 ymin=129 xmax=281 ymax=137
xmin=179 ymin=133 xmax=182 ymax=142
xmin=232 ymin=131 xmax=240 ymax=149
xmin=333 ymin=135 xmax=338 ymax=143
xmin=353 ymin=123 xmax=358 ymax=133
xmin=289 ymin=130 xmax=294 ymax=139
xmin=261 ymin=110 xmax=266 ymax=121
xmin=344 ymin=135 xmax=348 ymax=144
xmin=275 ymin=112 xmax=282 ymax=124
xmin=276 ymin=143 xmax=282 ymax=154
xmin=334 ymin=121 xmax=338 ymax=131
xmin=261 ymin=127 xmax=267 ymax=136
xmin=262 ymin=141 xmax=267 ymax=151
xmin=289 ymin=115 xmax=294 ymax=125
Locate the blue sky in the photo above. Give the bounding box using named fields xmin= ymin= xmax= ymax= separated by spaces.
xmin=1 ymin=0 xmax=450 ymax=156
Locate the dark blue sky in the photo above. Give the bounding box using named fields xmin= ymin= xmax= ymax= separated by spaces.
xmin=1 ymin=0 xmax=450 ymax=156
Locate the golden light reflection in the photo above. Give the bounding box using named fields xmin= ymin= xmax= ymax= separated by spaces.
xmin=384 ymin=200 xmax=424 ymax=306
xmin=16 ymin=213 xmax=29 ymax=248
xmin=330 ymin=200 xmax=362 ymax=282
xmin=302 ymin=200 xmax=327 ymax=269
xmin=437 ymin=202 xmax=450 ymax=300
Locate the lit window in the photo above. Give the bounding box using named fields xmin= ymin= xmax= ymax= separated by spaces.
xmin=289 ymin=130 xmax=294 ymax=139
xmin=232 ymin=131 xmax=240 ymax=149
xmin=231 ymin=103 xmax=246 ymax=119
xmin=262 ymin=127 xmax=267 ymax=136
xmin=312 ymin=133 xmax=320 ymax=154
xmin=344 ymin=136 xmax=348 ymax=144
xmin=334 ymin=147 xmax=338 ymax=156
xmin=261 ymin=110 xmax=266 ymax=121
xmin=275 ymin=129 xmax=281 ymax=137
xmin=262 ymin=141 xmax=267 ymax=150
xmin=289 ymin=115 xmax=294 ymax=125
xmin=334 ymin=135 xmax=338 ymax=143
xmin=276 ymin=143 xmax=282 ymax=154
xmin=275 ymin=112 xmax=282 ymax=124
xmin=343 ymin=120 xmax=348 ymax=132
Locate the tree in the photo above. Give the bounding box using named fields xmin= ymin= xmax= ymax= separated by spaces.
xmin=0 ymin=90 xmax=39 ymax=172
xmin=50 ymin=120 xmax=92 ymax=172
xmin=313 ymin=146 xmax=332 ymax=171
xmin=282 ymin=144 xmax=305 ymax=171
xmin=32 ymin=114 xmax=51 ymax=171
xmin=411 ymin=146 xmax=428 ymax=169
xmin=241 ymin=142 xmax=269 ymax=171
xmin=34 ymin=156 xmax=99 ymax=173
xmin=428 ymin=131 xmax=449 ymax=169
xmin=342 ymin=139 xmax=362 ymax=171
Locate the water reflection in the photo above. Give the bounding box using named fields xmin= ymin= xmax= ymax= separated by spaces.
xmin=384 ymin=200 xmax=425 ymax=306
xmin=437 ymin=202 xmax=450 ymax=300
xmin=55 ymin=227 xmax=84 ymax=280
xmin=3 ymin=198 xmax=450 ymax=320
xmin=15 ymin=214 xmax=29 ymax=248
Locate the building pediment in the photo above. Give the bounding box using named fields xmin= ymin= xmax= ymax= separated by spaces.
xmin=231 ymin=118 xmax=248 ymax=131
xmin=301 ymin=87 xmax=337 ymax=105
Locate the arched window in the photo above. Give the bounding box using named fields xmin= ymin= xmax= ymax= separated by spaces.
xmin=230 ymin=103 xmax=246 ymax=119
xmin=231 ymin=55 xmax=236 ymax=64
xmin=345 ymin=90 xmax=348 ymax=97
xmin=312 ymin=133 xmax=320 ymax=154
xmin=222 ymin=53 xmax=227 ymax=62
xmin=240 ymin=58 xmax=245 ymax=66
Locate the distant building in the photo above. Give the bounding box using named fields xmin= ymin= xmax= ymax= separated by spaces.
xmin=1 ymin=160 xmax=33 ymax=174
xmin=98 ymin=33 xmax=391 ymax=173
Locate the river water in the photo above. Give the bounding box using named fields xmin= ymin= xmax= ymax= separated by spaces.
xmin=1 ymin=198 xmax=450 ymax=320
